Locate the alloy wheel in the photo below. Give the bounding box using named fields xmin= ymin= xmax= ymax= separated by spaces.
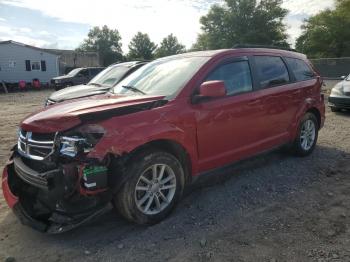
xmin=300 ymin=119 xmax=316 ymax=151
xmin=134 ymin=164 xmax=176 ymax=215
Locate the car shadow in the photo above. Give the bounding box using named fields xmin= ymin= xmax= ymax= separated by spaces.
xmin=1 ymin=144 xmax=349 ymax=259
xmin=333 ymin=109 xmax=350 ymax=117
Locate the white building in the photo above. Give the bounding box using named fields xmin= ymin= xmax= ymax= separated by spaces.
xmin=0 ymin=40 xmax=59 ymax=84
xmin=0 ymin=40 xmax=101 ymax=85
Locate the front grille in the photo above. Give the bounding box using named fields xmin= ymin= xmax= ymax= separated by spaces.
xmin=18 ymin=130 xmax=55 ymax=161
xmin=14 ymin=156 xmax=49 ymax=189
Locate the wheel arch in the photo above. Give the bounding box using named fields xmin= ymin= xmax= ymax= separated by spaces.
xmin=306 ymin=107 xmax=321 ymax=129
xmin=129 ymin=139 xmax=193 ymax=185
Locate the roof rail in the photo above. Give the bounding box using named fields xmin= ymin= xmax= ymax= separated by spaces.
xmin=232 ymin=44 xmax=297 ymax=52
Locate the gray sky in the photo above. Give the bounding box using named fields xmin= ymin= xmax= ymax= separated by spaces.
xmin=0 ymin=0 xmax=334 ymax=52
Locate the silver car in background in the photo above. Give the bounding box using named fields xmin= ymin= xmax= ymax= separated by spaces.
xmin=328 ymin=74 xmax=350 ymax=112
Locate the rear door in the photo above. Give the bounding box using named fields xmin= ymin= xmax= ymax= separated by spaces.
xmin=250 ymin=55 xmax=298 ymax=141
xmin=284 ymin=56 xmax=318 ymax=100
xmin=194 ymin=57 xmax=267 ymax=171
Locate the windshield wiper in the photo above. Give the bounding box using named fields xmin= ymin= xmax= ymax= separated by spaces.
xmin=89 ymin=82 xmax=103 ymax=87
xmin=122 ymin=85 xmax=146 ymax=95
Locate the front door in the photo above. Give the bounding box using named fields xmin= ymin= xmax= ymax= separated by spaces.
xmin=193 ymin=58 xmax=267 ymax=172
xmin=76 ymin=69 xmax=89 ymax=85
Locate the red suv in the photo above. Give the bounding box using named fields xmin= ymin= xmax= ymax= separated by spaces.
xmin=2 ymin=48 xmax=325 ymax=233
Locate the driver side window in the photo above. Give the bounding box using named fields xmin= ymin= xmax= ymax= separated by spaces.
xmin=205 ymin=60 xmax=253 ymax=96
xmin=79 ymin=69 xmax=89 ymax=77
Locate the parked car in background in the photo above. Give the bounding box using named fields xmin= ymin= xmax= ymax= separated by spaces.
xmin=51 ymin=67 xmax=104 ymax=90
xmin=46 ymin=61 xmax=147 ymax=106
xmin=328 ymin=74 xmax=350 ymax=112
xmin=2 ymin=48 xmax=325 ymax=233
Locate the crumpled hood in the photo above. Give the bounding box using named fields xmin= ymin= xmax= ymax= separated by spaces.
xmin=49 ymin=84 xmax=110 ymax=102
xmin=21 ymin=94 xmax=166 ymax=133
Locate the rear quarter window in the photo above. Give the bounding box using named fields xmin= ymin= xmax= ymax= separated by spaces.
xmin=254 ymin=56 xmax=290 ymax=89
xmin=284 ymin=57 xmax=315 ymax=81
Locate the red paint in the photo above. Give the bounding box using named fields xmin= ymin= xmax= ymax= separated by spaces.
xmin=2 ymin=166 xmax=18 ymax=208
xmin=17 ymin=48 xmax=325 ymax=178
xmin=21 ymin=94 xmax=165 ymax=133
xmin=32 ymin=79 xmax=41 ymax=89
xmin=18 ymin=80 xmax=26 ymax=89
xmin=199 ymin=81 xmax=226 ymax=97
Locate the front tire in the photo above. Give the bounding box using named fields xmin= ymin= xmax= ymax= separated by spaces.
xmin=291 ymin=112 xmax=319 ymax=157
xmin=113 ymin=150 xmax=185 ymax=224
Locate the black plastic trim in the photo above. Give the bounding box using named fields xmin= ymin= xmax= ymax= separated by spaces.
xmin=13 ymin=156 xmax=58 ymax=190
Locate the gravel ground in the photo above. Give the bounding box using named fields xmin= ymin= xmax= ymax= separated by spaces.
xmin=0 ymin=90 xmax=350 ymax=262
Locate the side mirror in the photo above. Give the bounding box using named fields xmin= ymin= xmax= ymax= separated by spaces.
xmin=192 ymin=81 xmax=226 ymax=103
xmin=199 ymin=80 xmax=226 ymax=98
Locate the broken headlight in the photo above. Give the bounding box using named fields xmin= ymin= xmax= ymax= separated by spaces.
xmin=60 ymin=125 xmax=105 ymax=157
xmin=60 ymin=136 xmax=89 ymax=157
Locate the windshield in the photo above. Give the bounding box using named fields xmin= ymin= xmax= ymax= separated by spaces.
xmin=89 ymin=66 xmax=130 ymax=87
xmin=112 ymin=56 xmax=209 ymax=96
xmin=67 ymin=68 xmax=82 ymax=76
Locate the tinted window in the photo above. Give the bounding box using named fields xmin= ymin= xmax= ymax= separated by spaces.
xmin=90 ymin=68 xmax=103 ymax=76
xmin=205 ymin=61 xmax=253 ymax=96
xmin=284 ymin=57 xmax=315 ymax=81
xmin=80 ymin=69 xmax=89 ymax=77
xmin=254 ymin=56 xmax=290 ymax=89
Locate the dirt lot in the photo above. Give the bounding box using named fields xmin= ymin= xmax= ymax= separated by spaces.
xmin=0 ymin=90 xmax=350 ymax=262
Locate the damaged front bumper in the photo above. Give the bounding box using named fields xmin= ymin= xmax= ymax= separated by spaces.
xmin=11 ymin=200 xmax=109 ymax=234
xmin=328 ymin=95 xmax=350 ymax=109
xmin=2 ymin=151 xmax=112 ymax=233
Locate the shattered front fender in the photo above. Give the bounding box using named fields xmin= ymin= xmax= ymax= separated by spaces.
xmin=87 ymin=100 xmax=199 ymax=175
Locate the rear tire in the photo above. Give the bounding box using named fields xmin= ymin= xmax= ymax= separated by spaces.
xmin=291 ymin=112 xmax=319 ymax=157
xmin=113 ymin=150 xmax=185 ymax=225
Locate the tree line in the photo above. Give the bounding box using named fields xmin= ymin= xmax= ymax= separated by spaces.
xmin=77 ymin=0 xmax=350 ymax=66
xmin=77 ymin=28 xmax=185 ymax=66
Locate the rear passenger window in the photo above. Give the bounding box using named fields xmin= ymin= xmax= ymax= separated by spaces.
xmin=284 ymin=57 xmax=315 ymax=81
xmin=254 ymin=56 xmax=290 ymax=89
xmin=205 ymin=61 xmax=253 ymax=96
xmin=80 ymin=69 xmax=89 ymax=77
xmin=90 ymin=68 xmax=102 ymax=76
